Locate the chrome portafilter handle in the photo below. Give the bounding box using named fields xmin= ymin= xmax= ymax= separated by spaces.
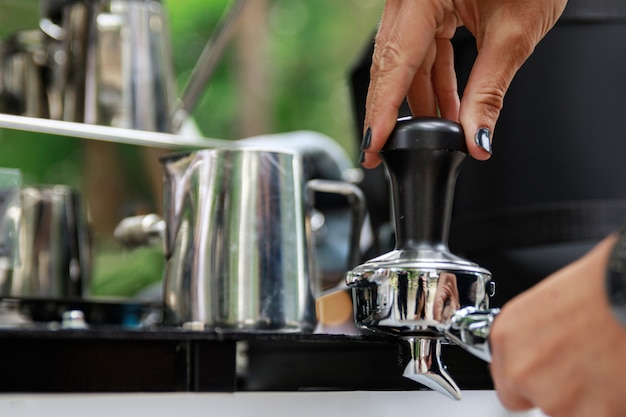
xmin=346 ymin=117 xmax=500 ymax=400
xmin=445 ymin=305 xmax=500 ymax=363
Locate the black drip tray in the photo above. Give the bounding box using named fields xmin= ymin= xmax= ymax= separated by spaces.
xmin=0 ymin=326 xmax=493 ymax=393
xmin=245 ymin=337 xmax=492 ymax=391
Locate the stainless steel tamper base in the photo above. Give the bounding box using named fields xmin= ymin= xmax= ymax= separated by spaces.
xmin=346 ymin=251 xmax=498 ymax=400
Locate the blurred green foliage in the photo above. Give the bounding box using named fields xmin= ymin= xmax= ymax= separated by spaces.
xmin=0 ymin=0 xmax=383 ymax=296
xmin=165 ymin=0 xmax=382 ymax=157
xmin=0 ymin=0 xmax=382 ymax=176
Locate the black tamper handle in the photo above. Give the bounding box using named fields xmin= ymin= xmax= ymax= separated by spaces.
xmin=379 ymin=117 xmax=467 ymax=251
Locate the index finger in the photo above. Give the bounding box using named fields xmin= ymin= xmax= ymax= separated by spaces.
xmin=362 ymin=0 xmax=443 ymax=168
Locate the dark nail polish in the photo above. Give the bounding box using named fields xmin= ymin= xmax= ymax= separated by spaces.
xmin=475 ymin=128 xmax=492 ymax=154
xmin=359 ymin=150 xmax=366 ymax=163
xmin=361 ymin=127 xmax=372 ymax=150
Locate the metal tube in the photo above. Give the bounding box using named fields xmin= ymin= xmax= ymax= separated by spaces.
xmin=0 ymin=113 xmax=232 ymax=149
xmin=170 ymin=0 xmax=250 ymax=132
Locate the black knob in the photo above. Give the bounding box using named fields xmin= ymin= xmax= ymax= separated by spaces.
xmin=379 ymin=117 xmax=467 ymax=251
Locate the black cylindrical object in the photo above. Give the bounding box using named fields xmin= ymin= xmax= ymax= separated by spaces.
xmin=380 ymin=117 xmax=466 ymax=251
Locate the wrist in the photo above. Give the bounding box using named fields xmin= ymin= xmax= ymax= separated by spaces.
xmin=606 ymin=228 xmax=626 ymax=328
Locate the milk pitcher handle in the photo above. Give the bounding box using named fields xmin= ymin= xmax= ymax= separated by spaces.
xmin=306 ymin=179 xmax=366 ymax=271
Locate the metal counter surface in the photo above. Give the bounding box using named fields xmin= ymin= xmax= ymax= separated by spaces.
xmin=0 ymin=391 xmax=547 ymax=417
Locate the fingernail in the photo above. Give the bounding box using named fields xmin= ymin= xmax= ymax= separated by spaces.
xmin=475 ymin=128 xmax=492 ymax=154
xmin=360 ymin=127 xmax=372 ymax=150
xmin=359 ymin=150 xmax=366 ymax=163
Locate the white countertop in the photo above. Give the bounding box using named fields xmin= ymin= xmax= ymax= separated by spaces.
xmin=0 ymin=391 xmax=547 ymax=417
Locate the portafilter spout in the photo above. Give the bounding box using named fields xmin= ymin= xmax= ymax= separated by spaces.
xmin=346 ymin=117 xmax=500 ymax=400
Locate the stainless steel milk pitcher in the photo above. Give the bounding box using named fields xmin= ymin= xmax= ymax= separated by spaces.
xmin=37 ymin=0 xmax=177 ymax=131
xmin=158 ymin=148 xmax=364 ymax=331
xmin=1 ymin=185 xmax=92 ymax=299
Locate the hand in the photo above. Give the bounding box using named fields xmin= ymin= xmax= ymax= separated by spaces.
xmin=489 ymin=234 xmax=626 ymax=417
xmin=434 ymin=272 xmax=460 ymax=322
xmin=362 ymin=0 xmax=567 ymax=167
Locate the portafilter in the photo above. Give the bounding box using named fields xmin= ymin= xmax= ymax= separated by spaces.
xmin=346 ymin=117 xmax=500 ymax=400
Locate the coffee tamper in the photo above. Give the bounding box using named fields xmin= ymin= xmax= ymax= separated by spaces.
xmin=346 ymin=117 xmax=500 ymax=400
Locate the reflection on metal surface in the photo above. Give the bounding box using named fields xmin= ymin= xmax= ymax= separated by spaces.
xmin=162 ymin=149 xmax=304 ymax=330
xmin=1 ymin=185 xmax=91 ymax=299
xmin=348 ymin=264 xmax=491 ymax=332
xmin=116 ymin=148 xmax=365 ymax=332
xmin=0 ymin=168 xmax=21 ymax=270
xmin=348 ymin=263 xmax=499 ymax=397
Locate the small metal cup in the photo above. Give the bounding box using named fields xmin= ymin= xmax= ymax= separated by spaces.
xmin=1 ymin=185 xmax=91 ymax=299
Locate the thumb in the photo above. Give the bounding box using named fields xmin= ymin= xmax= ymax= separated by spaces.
xmin=459 ymin=33 xmax=535 ymax=160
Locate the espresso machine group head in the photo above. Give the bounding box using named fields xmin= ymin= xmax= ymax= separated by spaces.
xmin=346 ymin=117 xmax=500 ymax=400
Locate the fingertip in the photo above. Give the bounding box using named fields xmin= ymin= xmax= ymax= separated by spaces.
xmin=360 ymin=151 xmax=382 ymax=169
xmin=360 ymin=108 xmax=399 ymax=169
xmin=462 ymin=124 xmax=493 ymax=161
xmin=468 ymin=143 xmax=492 ymax=161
